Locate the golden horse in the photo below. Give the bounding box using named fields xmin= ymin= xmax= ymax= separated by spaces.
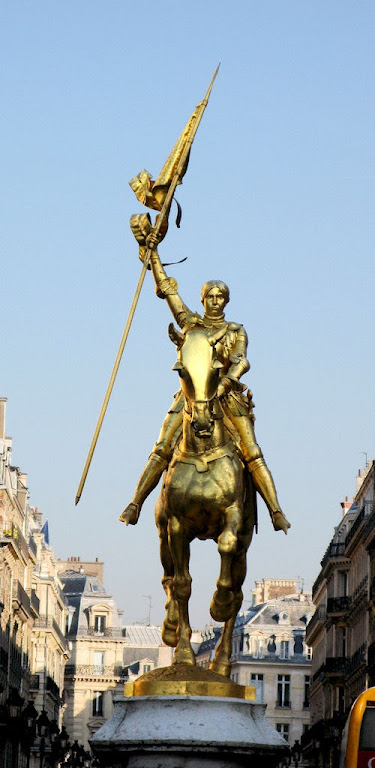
xmin=155 ymin=322 xmax=256 ymax=677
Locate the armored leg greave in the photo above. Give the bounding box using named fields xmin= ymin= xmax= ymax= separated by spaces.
xmin=131 ymin=453 xmax=168 ymax=510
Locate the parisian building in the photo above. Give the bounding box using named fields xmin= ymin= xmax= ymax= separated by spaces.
xmin=196 ymin=578 xmax=313 ymax=749
xmin=303 ymin=461 xmax=375 ymax=768
xmin=58 ymin=558 xmax=126 ymax=750
xmin=0 ymin=397 xmax=69 ymax=768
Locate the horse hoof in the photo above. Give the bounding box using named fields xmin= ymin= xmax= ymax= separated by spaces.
xmin=209 ymin=659 xmax=231 ymax=678
xmin=210 ymin=590 xmax=234 ymax=622
xmin=162 ymin=624 xmax=178 ymax=647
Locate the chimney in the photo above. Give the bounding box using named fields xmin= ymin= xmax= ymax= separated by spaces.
xmin=0 ymin=398 xmax=7 ymax=439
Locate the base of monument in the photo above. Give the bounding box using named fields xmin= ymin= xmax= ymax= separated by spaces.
xmin=123 ymin=663 xmax=256 ymax=700
xmin=90 ymin=693 xmax=288 ymax=768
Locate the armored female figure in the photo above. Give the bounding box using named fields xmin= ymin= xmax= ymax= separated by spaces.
xmin=121 ymin=237 xmax=290 ymax=536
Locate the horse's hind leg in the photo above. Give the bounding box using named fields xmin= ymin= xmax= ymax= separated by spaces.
xmin=210 ymin=501 xmax=242 ymax=623
xmin=155 ymin=499 xmax=178 ymax=647
xmin=168 ymin=515 xmax=195 ymax=666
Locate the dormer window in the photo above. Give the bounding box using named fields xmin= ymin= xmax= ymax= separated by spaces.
xmin=94 ymin=614 xmax=106 ymax=634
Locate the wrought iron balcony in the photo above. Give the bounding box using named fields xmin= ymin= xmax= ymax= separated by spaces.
xmin=323 ymin=657 xmax=347 ymax=675
xmin=33 ymin=616 xmax=67 ymax=647
xmin=346 ymin=644 xmax=366 ymax=675
xmin=77 ymin=626 xmax=124 ymax=638
xmin=28 ymin=535 xmax=37 ymax=560
xmin=1 ymin=521 xmax=29 ymax=560
xmin=12 ymin=579 xmax=31 ymax=617
xmin=64 ymin=663 xmax=126 ymax=678
xmin=326 ymin=596 xmax=351 ymax=615
xmin=46 ymin=675 xmax=60 ymax=699
xmin=345 ymin=501 xmax=373 ymax=549
xmin=28 ymin=588 xmax=40 ymax=617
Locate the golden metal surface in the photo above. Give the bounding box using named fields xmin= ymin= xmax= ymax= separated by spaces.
xmin=123 ymin=665 xmax=256 ymax=700
xmin=75 ymin=65 xmax=219 ymax=505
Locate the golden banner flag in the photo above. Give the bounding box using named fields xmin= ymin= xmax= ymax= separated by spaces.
xmin=129 ymin=101 xmax=203 ymax=212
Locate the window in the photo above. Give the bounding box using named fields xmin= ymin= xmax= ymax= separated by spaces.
xmin=93 ymin=651 xmax=105 ymax=675
xmin=280 ymin=640 xmax=290 ymax=659
xmin=294 ymin=634 xmax=304 ymax=655
xmin=267 ymin=635 xmax=276 ymax=654
xmin=143 ymin=664 xmax=151 ymax=674
xmin=250 ymin=673 xmax=264 ymax=703
xmin=276 ymin=723 xmax=289 ymax=743
xmin=94 ymin=615 xmax=106 ymax=634
xmin=277 ymin=675 xmax=290 ymax=707
xmin=304 ymin=675 xmax=310 ymax=708
xmin=92 ymin=691 xmax=104 ymax=716
xmin=306 ymin=645 xmax=312 ymax=660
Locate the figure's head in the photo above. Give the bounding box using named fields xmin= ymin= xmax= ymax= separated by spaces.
xmin=200 ymin=280 xmax=230 ymax=317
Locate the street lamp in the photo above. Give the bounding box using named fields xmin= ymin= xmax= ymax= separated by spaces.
xmin=21 ymin=701 xmax=38 ymax=768
xmin=36 ymin=709 xmax=50 ymax=768
xmin=291 ymin=740 xmax=302 ymax=767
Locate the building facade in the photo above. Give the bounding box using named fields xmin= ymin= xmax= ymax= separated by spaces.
xmin=197 ymin=579 xmax=313 ymax=749
xmin=0 ymin=398 xmax=69 ymax=768
xmin=303 ymin=462 xmax=375 ymax=768
xmin=59 ymin=562 xmax=126 ymax=750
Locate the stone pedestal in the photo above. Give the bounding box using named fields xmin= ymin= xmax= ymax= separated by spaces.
xmin=91 ymin=694 xmax=288 ymax=768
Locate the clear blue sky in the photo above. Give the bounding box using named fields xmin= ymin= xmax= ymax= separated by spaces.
xmin=2 ymin=1 xmax=375 ymax=627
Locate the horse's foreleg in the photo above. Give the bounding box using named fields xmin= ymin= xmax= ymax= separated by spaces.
xmin=210 ymin=501 xmax=242 ymax=623
xmin=155 ymin=499 xmax=178 ymax=647
xmin=168 ymin=515 xmax=195 ymax=666
xmin=211 ymin=525 xmax=254 ymax=677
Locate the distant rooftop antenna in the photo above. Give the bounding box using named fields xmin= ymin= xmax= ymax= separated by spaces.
xmin=361 ymin=451 xmax=368 ymax=468
xmin=142 ymin=594 xmax=152 ymax=626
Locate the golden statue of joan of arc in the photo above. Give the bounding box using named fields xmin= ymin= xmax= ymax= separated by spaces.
xmin=120 ymin=235 xmax=290 ymax=536
xmin=75 ymin=68 xmax=290 ymax=674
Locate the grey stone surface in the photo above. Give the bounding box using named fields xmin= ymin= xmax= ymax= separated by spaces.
xmin=91 ymin=695 xmax=288 ymax=767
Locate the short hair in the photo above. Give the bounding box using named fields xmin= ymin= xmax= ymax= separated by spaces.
xmin=200 ymin=280 xmax=230 ymax=306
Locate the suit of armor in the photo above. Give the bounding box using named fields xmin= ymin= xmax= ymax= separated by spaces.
xmin=121 ymin=248 xmax=290 ymax=535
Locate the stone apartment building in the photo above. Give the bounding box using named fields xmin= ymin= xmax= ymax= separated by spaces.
xmin=58 ymin=559 xmax=126 ymax=750
xmin=0 ymin=397 xmax=69 ymax=768
xmin=303 ymin=461 xmax=375 ymax=768
xmin=197 ymin=578 xmax=313 ymax=748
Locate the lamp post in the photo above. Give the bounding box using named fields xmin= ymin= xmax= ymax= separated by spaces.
xmin=21 ymin=700 xmax=38 ymax=768
xmin=6 ymin=688 xmax=24 ymax=768
xmin=36 ymin=709 xmax=50 ymax=768
xmin=291 ymin=740 xmax=302 ymax=767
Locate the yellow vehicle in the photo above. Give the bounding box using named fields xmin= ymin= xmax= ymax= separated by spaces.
xmin=340 ymin=687 xmax=375 ymax=768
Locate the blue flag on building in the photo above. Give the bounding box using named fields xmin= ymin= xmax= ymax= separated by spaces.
xmin=41 ymin=520 xmax=49 ymax=545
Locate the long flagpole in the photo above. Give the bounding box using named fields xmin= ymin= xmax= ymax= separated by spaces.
xmin=75 ymin=64 xmax=220 ymax=505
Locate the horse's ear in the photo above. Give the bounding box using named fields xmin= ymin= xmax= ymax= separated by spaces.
xmin=168 ymin=323 xmax=184 ymax=348
xmin=208 ymin=324 xmax=228 ymax=347
xmin=212 ymin=359 xmax=224 ymax=369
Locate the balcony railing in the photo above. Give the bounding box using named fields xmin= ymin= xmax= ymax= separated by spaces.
xmin=346 ymin=644 xmax=366 ymax=675
xmin=370 ymin=577 xmax=375 ymax=600
xmin=12 ymin=580 xmax=31 ymax=616
xmin=64 ymin=663 xmax=126 ymax=678
xmin=77 ymin=627 xmax=124 ymax=638
xmin=345 ymin=501 xmax=373 ymax=549
xmin=313 ymin=543 xmax=347 ymax=596
xmin=33 ymin=616 xmax=67 ymax=647
xmin=1 ymin=522 xmax=29 ymax=560
xmin=28 ymin=589 xmax=40 ymax=617
xmin=46 ymin=675 xmax=60 ymax=699
xmin=306 ymin=605 xmax=326 ymax=641
xmin=323 ymin=657 xmax=347 ymax=675
xmin=326 ymin=596 xmax=351 ymax=614
xmin=28 ymin=535 xmax=37 ymax=559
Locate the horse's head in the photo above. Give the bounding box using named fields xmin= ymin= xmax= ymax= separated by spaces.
xmin=169 ymin=322 xmax=226 ymax=438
